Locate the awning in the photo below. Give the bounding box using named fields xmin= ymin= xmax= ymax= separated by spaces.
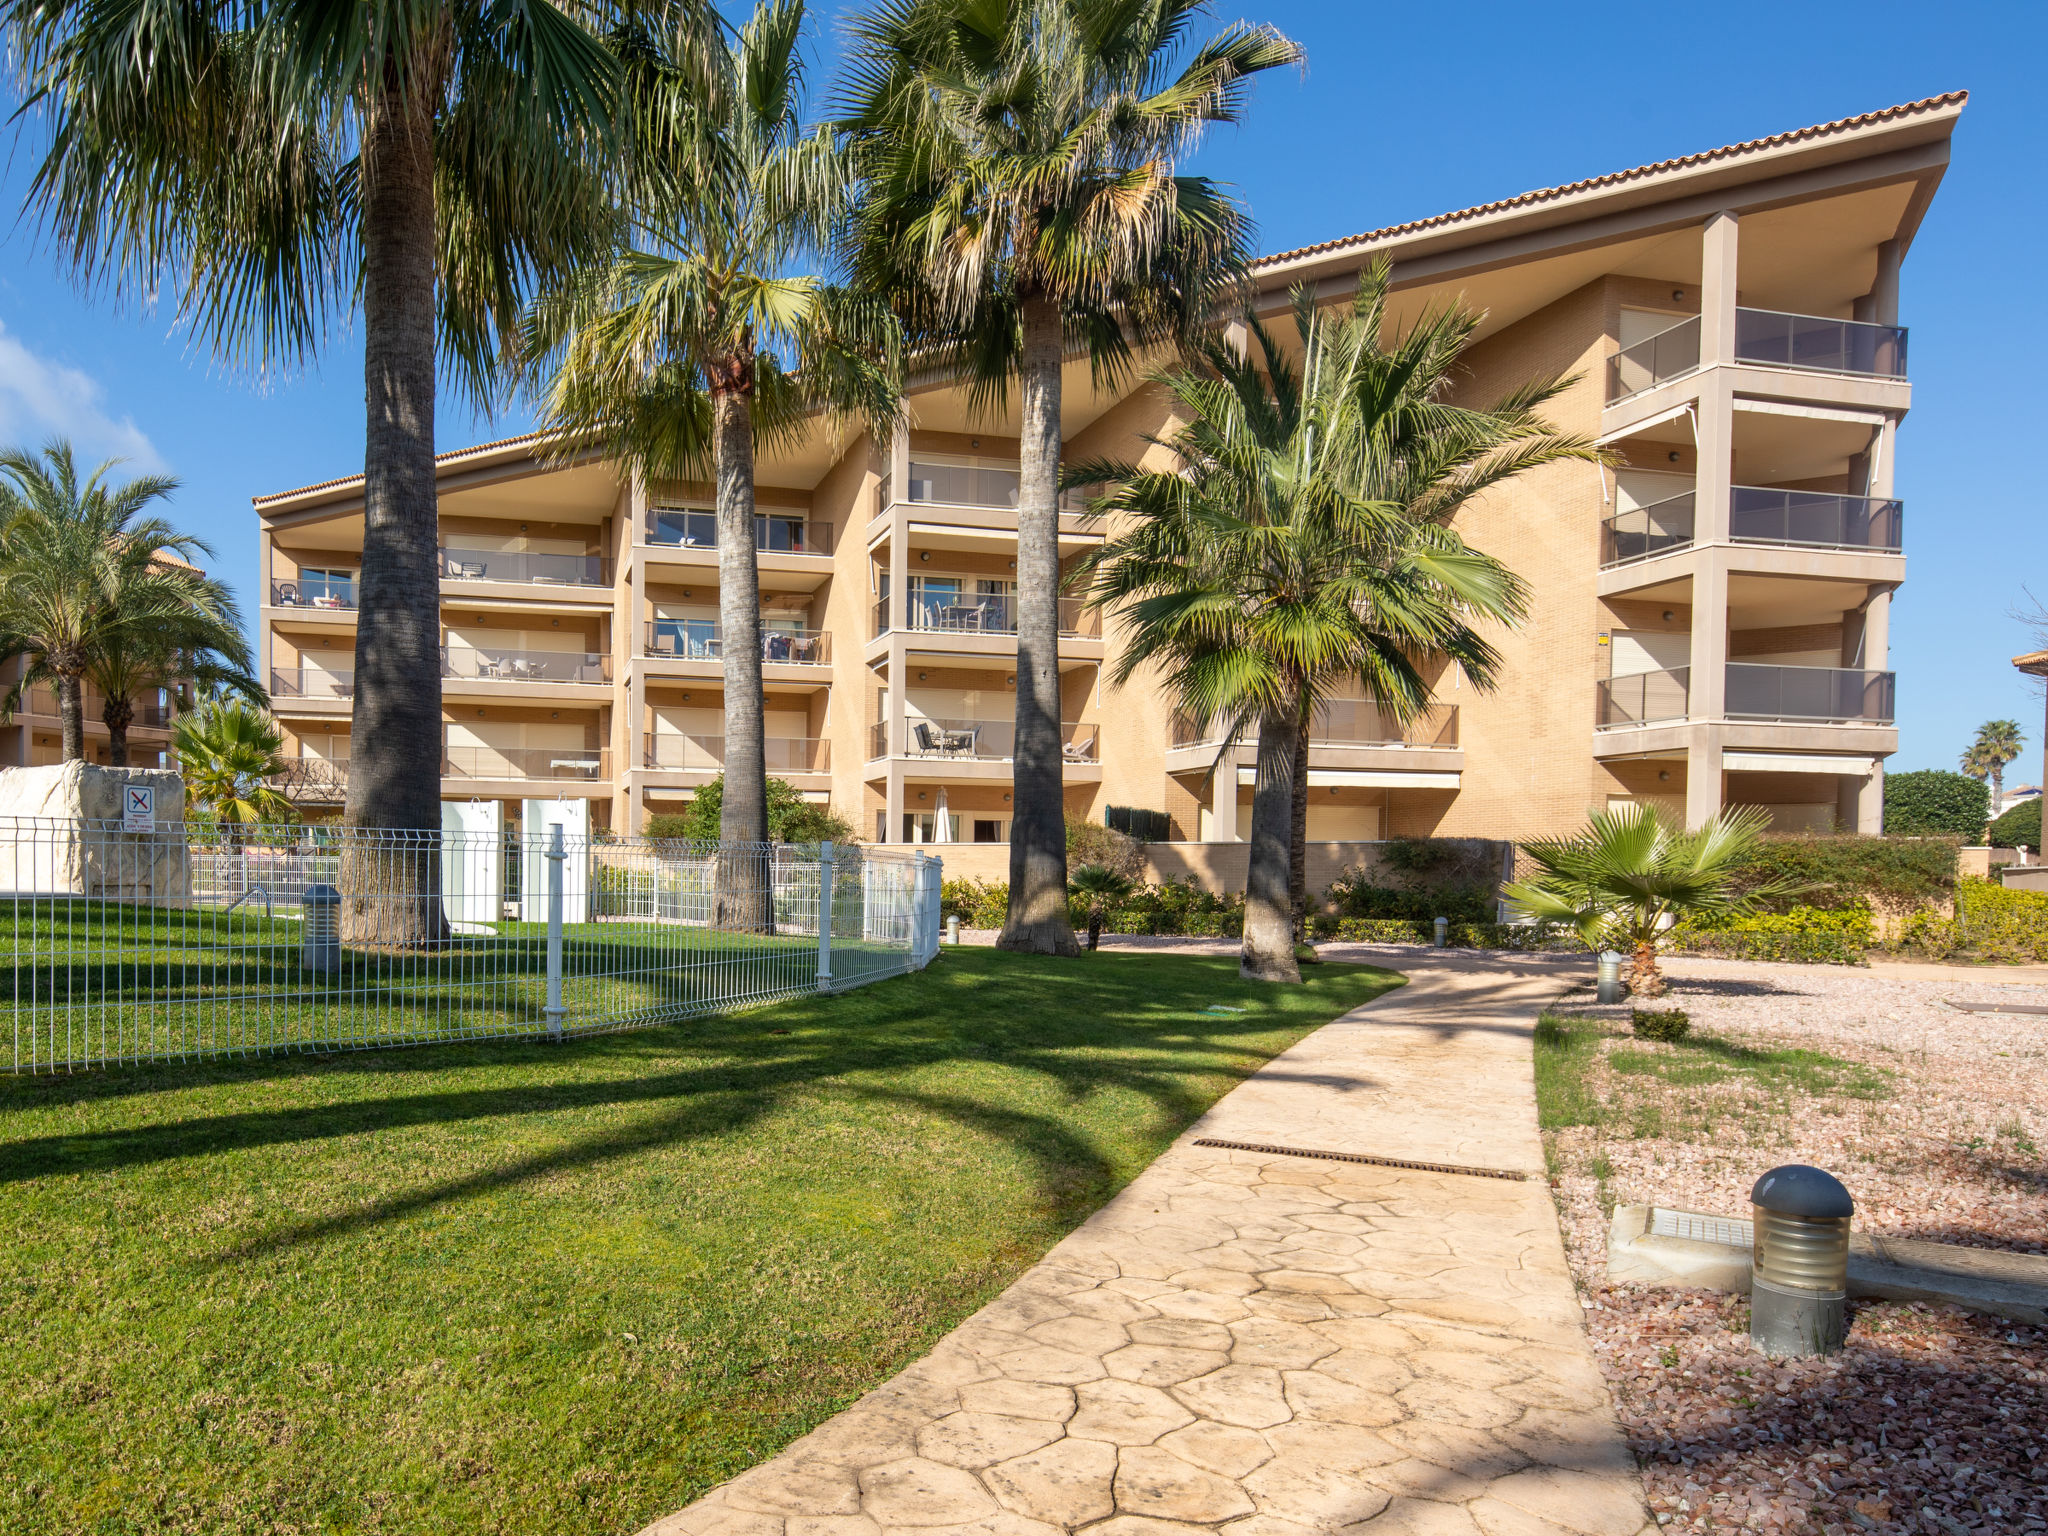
xmin=1237 ymin=768 xmax=1461 ymax=790
xmin=1731 ymin=398 xmax=1887 ymax=427
xmin=1721 ymin=751 xmax=1878 ymax=776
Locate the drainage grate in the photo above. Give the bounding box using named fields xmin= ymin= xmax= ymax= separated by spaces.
xmin=1650 ymin=1208 xmax=1754 ymax=1248
xmin=1192 ymin=1138 xmax=1528 ymax=1182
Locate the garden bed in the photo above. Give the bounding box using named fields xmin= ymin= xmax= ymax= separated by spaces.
xmin=1537 ymin=957 xmax=2048 ymax=1534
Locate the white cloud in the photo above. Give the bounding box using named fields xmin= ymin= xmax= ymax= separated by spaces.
xmin=0 ymin=320 xmax=165 ymax=472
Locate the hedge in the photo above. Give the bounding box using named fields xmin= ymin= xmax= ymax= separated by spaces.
xmin=1883 ymin=769 xmax=1989 ymax=838
xmin=1897 ymin=877 xmax=2048 ymax=962
xmin=1989 ymin=798 xmax=2042 ymax=850
xmin=1669 ymin=905 xmax=1873 ymax=966
xmin=941 ymin=876 xmax=1245 ymax=937
xmin=1310 ymin=916 xmax=1571 ymax=950
xmin=1728 ymin=834 xmax=1957 ymax=914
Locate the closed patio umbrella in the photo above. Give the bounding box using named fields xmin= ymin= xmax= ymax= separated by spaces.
xmin=933 ymin=785 xmax=953 ymax=842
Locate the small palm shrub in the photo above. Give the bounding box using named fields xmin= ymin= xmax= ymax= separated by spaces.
xmin=1069 ymin=865 xmax=1136 ymax=951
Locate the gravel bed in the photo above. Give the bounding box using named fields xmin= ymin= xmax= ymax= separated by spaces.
xmin=1547 ymin=956 xmax=2048 ymax=1534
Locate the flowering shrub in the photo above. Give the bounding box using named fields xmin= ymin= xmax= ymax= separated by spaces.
xmin=1667 ymin=905 xmax=1873 ymax=965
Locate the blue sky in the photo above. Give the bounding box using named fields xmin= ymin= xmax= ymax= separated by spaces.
xmin=0 ymin=0 xmax=2039 ymax=778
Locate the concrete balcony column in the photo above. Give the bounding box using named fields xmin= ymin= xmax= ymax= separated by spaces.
xmin=1700 ymin=210 xmax=1740 ymax=368
xmin=1686 ymin=553 xmax=1730 ymax=830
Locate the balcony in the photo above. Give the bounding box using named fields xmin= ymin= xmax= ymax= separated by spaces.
xmin=1726 ymin=664 xmax=1894 ymax=725
xmin=276 ymin=751 xmax=350 ymax=803
xmin=1597 ymin=669 xmax=1691 ymax=728
xmin=1601 ymin=488 xmax=1904 ymax=568
xmin=900 ymin=716 xmax=1099 ymax=763
xmin=644 ymin=734 xmax=830 ymax=773
xmin=645 ymin=508 xmax=835 ymax=556
xmin=442 ymin=548 xmax=609 ymax=586
xmin=644 ymin=622 xmax=830 ymax=665
xmin=873 ymin=594 xmax=1099 ymax=639
xmin=1597 ymin=665 xmax=1895 ymax=729
xmin=271 ymin=667 xmax=354 ymax=700
xmin=443 ymin=746 xmax=610 ymax=782
xmin=1606 ymin=309 xmax=1909 ymax=402
xmin=442 ymin=646 xmax=611 ymax=684
xmin=1170 ymin=701 xmax=1461 ymax=749
xmin=270 ymin=577 xmax=356 ymax=610
xmin=21 ymin=686 xmax=174 ymax=727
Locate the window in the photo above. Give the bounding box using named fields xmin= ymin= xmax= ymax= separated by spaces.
xmin=901 ymin=813 xmax=960 ymax=844
xmin=972 ymin=818 xmax=1008 ymax=844
xmin=300 ymin=567 xmax=355 ymax=606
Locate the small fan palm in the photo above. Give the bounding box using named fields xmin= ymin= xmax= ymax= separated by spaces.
xmin=175 ymin=700 xmax=296 ymax=832
xmin=1503 ymin=804 xmax=1788 ymax=998
xmin=1068 ymin=863 xmax=1134 ymax=951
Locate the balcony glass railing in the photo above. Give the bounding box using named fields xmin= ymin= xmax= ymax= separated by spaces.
xmin=901 ymin=594 xmax=1098 ymax=638
xmin=441 ymin=548 xmax=609 ymax=585
xmin=276 ymin=752 xmax=350 ymax=801
xmin=1729 ymin=489 xmax=1903 ymax=552
xmin=885 ymin=465 xmax=1094 ymax=514
xmin=270 ymin=577 xmax=357 ymax=610
xmin=443 ymin=746 xmax=610 ymax=781
xmin=22 ymin=686 xmax=173 ymax=725
xmin=442 ymin=646 xmax=610 ymax=684
xmin=645 ymin=508 xmax=835 ymax=555
xmin=1170 ymin=702 xmax=1460 ymax=749
xmin=905 ymin=717 xmax=1099 ymax=763
xmin=644 ymin=734 xmax=829 ymax=773
xmin=1597 ymin=669 xmax=1692 ymax=728
xmin=270 ymin=667 xmax=354 ymax=699
xmin=1601 ymin=493 xmax=1696 ymax=567
xmin=1735 ymin=308 xmax=1907 ymax=379
xmin=1726 ymin=664 xmax=1895 ymax=724
xmin=644 ymin=622 xmax=830 ymax=664
xmin=1607 ymin=316 xmax=1701 ymax=402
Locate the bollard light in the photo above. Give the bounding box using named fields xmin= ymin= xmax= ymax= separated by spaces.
xmin=1433 ymin=916 xmax=1448 ymax=947
xmin=1596 ymin=950 xmax=1625 ymax=1004
xmin=946 ymin=913 xmax=961 ymax=947
xmin=301 ymin=883 xmax=340 ymax=973
xmin=1750 ymin=1164 xmax=1853 ymax=1357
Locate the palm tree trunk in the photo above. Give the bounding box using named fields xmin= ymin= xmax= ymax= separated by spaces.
xmin=1289 ymin=702 xmax=1310 ymax=942
xmin=341 ymin=68 xmax=448 ymax=949
xmin=998 ymin=295 xmax=1078 ymax=957
xmin=1627 ymin=940 xmax=1665 ymax=999
xmin=1242 ymin=712 xmax=1301 ymax=982
xmin=103 ymin=694 xmax=132 ymax=767
xmin=711 ymin=372 xmax=773 ymax=933
xmin=57 ymin=672 xmax=84 ymax=762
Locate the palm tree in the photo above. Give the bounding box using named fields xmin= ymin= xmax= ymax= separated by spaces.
xmin=1961 ymin=719 xmax=2025 ymax=816
xmin=6 ymin=0 xmax=713 ymax=939
xmin=529 ymin=0 xmax=899 ymax=931
xmin=1503 ymin=804 xmax=1789 ymax=998
xmin=0 ymin=443 xmax=215 ymax=761
xmin=1075 ymin=269 xmax=1600 ymax=980
xmin=837 ymin=0 xmax=1301 ymax=957
xmin=84 ymin=573 xmax=263 ymax=766
xmin=174 ymin=700 xmax=297 ymax=834
xmin=1068 ymin=863 xmax=1133 ymax=951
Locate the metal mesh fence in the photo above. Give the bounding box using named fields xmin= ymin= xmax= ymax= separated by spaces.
xmin=0 ymin=818 xmax=941 ymax=1073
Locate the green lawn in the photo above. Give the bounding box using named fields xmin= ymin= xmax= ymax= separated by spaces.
xmin=0 ymin=949 xmax=1401 ymax=1536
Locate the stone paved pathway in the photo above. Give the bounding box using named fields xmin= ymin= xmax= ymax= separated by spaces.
xmin=642 ymin=951 xmax=1654 ymax=1536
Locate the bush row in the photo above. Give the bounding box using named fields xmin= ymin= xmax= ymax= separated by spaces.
xmin=941 ymin=876 xmax=1247 ymax=937
xmin=1309 ymin=916 xmax=1571 ymax=950
xmin=1668 ymin=905 xmax=1874 ymax=966
xmin=1894 ymin=877 xmax=2048 ymax=963
xmin=1726 ymin=834 xmax=1957 ymax=914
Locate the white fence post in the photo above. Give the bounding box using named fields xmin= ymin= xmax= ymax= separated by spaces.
xmin=817 ymin=841 xmax=836 ymax=992
xmin=544 ymin=824 xmax=567 ymax=1040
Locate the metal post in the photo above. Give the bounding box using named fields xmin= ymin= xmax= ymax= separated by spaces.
xmin=913 ymin=851 xmax=933 ymax=964
xmin=544 ymin=823 xmax=566 ymax=1040
xmin=817 ymin=841 xmax=836 ymax=992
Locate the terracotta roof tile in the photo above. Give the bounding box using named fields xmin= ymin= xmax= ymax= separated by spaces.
xmin=252 ymin=428 xmax=556 ymax=508
xmin=1251 ymin=90 xmax=1968 ymax=272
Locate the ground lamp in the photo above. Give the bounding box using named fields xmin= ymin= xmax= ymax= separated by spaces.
xmin=1750 ymin=1164 xmax=1853 ymax=1356
xmin=302 ymin=884 xmax=341 ymax=973
xmin=1597 ymin=950 xmax=1625 ymax=1004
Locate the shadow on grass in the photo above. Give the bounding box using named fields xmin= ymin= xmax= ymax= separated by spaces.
xmin=0 ymin=952 xmax=1404 ymax=1263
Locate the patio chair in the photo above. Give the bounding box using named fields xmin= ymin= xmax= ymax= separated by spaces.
xmin=913 ymin=722 xmax=941 ymax=756
xmin=450 ymin=559 xmax=488 ymax=579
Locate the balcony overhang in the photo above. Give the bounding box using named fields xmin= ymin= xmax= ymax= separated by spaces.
xmin=864 ymin=632 xmax=1103 ymax=671
xmin=1235 ymin=766 xmax=1462 ymax=790
xmin=440 ymin=675 xmax=613 ymax=702
xmin=865 ymin=755 xmax=1104 ymax=787
xmin=438 ymin=776 xmax=610 ymax=798
xmin=1723 ymin=750 xmax=1881 ymax=776
xmin=440 ymin=579 xmax=612 ymax=611
xmin=1599 ymin=541 xmax=1904 ymax=599
xmin=1601 ymin=363 xmax=1911 ymax=441
xmin=1167 ymin=743 xmax=1464 ymax=777
xmin=1595 ymin=720 xmax=1898 ymax=759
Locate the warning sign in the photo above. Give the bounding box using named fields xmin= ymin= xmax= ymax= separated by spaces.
xmin=122 ymin=784 xmax=155 ymax=832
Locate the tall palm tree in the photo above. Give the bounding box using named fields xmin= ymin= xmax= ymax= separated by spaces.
xmin=175 ymin=700 xmax=297 ymax=834
xmin=1504 ymin=804 xmax=1789 ymax=998
xmin=83 ymin=582 xmax=264 ymax=766
xmin=837 ymin=0 xmax=1300 ymax=956
xmin=6 ymin=0 xmax=713 ymax=940
xmin=0 ymin=443 xmax=214 ymax=761
xmin=1962 ymin=719 xmax=2025 ymax=816
xmin=528 ymin=0 xmax=899 ymax=931
xmin=1075 ymin=269 xmax=1601 ymax=980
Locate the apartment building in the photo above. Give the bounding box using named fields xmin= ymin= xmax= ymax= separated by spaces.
xmin=253 ymin=92 xmax=1961 ymax=860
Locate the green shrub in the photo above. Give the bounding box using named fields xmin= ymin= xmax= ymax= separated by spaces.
xmin=940 ymin=878 xmax=1011 ymax=929
xmin=1630 ymin=1008 xmax=1691 ymax=1043
xmin=645 ymin=775 xmax=856 ymax=845
xmin=1883 ymin=770 xmax=1989 ymax=839
xmin=1065 ymin=817 xmax=1144 ymax=879
xmin=1309 ymin=916 xmax=1569 ymax=950
xmin=1954 ymin=877 xmax=2048 ymax=962
xmin=1727 ymin=834 xmax=1957 ymax=914
xmin=1989 ymin=798 xmax=2042 ymax=850
xmin=1668 ymin=905 xmax=1873 ymax=965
